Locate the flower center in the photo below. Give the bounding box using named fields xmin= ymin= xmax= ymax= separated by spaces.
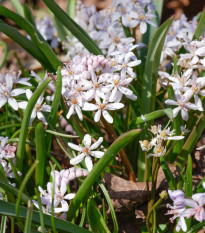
xmin=68 ymin=70 xmax=73 ymax=75
xmin=95 ymin=83 xmax=100 ymax=88
xmin=76 ymin=87 xmax=81 ymax=92
xmin=111 ymin=61 xmax=117 ymax=66
xmin=114 ymin=37 xmax=120 ymax=43
xmin=156 ymin=147 xmax=163 ymax=154
xmin=161 ymin=131 xmax=167 ymax=138
xmin=114 ymin=80 xmax=119 ymax=85
xmin=72 ymin=98 xmax=78 ymax=105
xmin=35 ymin=104 xmax=41 ymax=111
xmin=100 ymin=104 xmax=106 ymax=109
xmin=139 ymin=14 xmax=145 ymax=21
xmin=83 ymin=147 xmax=89 ymax=154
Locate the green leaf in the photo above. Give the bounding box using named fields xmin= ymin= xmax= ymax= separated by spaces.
xmin=129 ymin=108 xmax=173 ymax=129
xmin=186 ymin=221 xmax=205 ymax=233
xmin=141 ymin=17 xmax=173 ymax=114
xmin=46 ymin=67 xmax=62 ymax=155
xmin=53 ymin=16 xmax=68 ymax=42
xmin=0 ymin=200 xmax=91 ymax=233
xmin=16 ymin=77 xmax=52 ymax=171
xmin=193 ymin=10 xmax=205 ymax=39
xmin=35 ymin=122 xmax=46 ymax=187
xmin=0 ymin=40 xmax=8 ymax=70
xmin=177 ymin=114 xmax=205 ymax=168
xmin=24 ymin=201 xmax=33 ymax=233
xmin=66 ymin=0 xmax=76 ymax=20
xmin=0 ymin=23 xmax=52 ymax=70
xmin=97 ymin=180 xmax=118 ymax=233
xmin=24 ymin=4 xmax=36 ymax=26
xmin=0 ymin=180 xmax=29 ymax=203
xmin=67 ymin=129 xmax=142 ymax=221
xmin=160 ymin=156 xmax=177 ymax=191
xmin=42 ymin=0 xmax=103 ymax=55
xmin=185 ymin=155 xmax=193 ymax=197
xmin=0 ymin=5 xmax=62 ymax=70
xmin=0 ymin=215 xmax=7 ymax=233
xmin=9 ymin=0 xmax=24 ymax=16
xmin=87 ymin=199 xmax=111 ymax=233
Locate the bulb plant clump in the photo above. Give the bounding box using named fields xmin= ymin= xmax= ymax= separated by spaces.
xmin=0 ymin=0 xmax=205 ymax=232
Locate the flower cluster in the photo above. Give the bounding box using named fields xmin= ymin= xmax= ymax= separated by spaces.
xmin=167 ymin=186 xmax=205 ymax=232
xmin=68 ymin=134 xmax=104 ymax=171
xmin=64 ymin=0 xmax=156 ymax=58
xmin=139 ymin=125 xmax=184 ymax=158
xmin=33 ymin=167 xmax=88 ymax=219
xmin=61 ymin=54 xmax=139 ymax=124
xmin=36 ymin=15 xmax=59 ymax=49
xmin=0 ymin=137 xmax=21 ymax=187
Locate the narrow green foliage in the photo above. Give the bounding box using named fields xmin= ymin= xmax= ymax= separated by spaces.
xmin=0 ymin=200 xmax=91 ymax=233
xmin=177 ymin=114 xmax=205 ymax=168
xmin=35 ymin=188 xmax=45 ymax=233
xmin=9 ymin=0 xmax=24 ymax=16
xmin=97 ymin=180 xmax=118 ymax=233
xmin=0 ymin=180 xmax=29 ymax=202
xmin=193 ymin=10 xmax=205 ymax=39
xmin=160 ymin=157 xmax=177 ymax=191
xmin=0 ymin=23 xmax=52 ymax=69
xmin=185 ymin=155 xmax=193 ymax=197
xmin=67 ymin=129 xmax=142 ymax=221
xmin=24 ymin=200 xmax=33 ymax=233
xmin=16 ymin=77 xmax=52 ymax=170
xmin=0 ymin=41 xmax=8 ymax=70
xmin=24 ymin=4 xmax=36 ymax=26
xmin=0 ymin=5 xmax=62 ymax=70
xmin=53 ymin=16 xmax=68 ymax=42
xmin=129 ymin=108 xmax=173 ymax=129
xmin=35 ymin=122 xmax=46 ymax=187
xmin=87 ymin=199 xmax=111 ymax=233
xmin=0 ymin=215 xmax=7 ymax=233
xmin=42 ymin=0 xmax=103 ymax=55
xmin=16 ymin=160 xmax=39 ymax=231
xmin=141 ymin=17 xmax=173 ymax=114
xmin=66 ymin=0 xmax=76 ymax=19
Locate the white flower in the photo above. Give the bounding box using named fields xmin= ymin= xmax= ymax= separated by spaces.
xmin=139 ymin=140 xmax=152 ymax=151
xmin=0 ymin=73 xmax=26 ymax=110
xmin=0 ymin=137 xmax=16 ymax=160
xmin=18 ymin=89 xmax=51 ymax=125
xmin=147 ymin=144 xmax=166 ymax=158
xmin=68 ymin=134 xmax=104 ymax=171
xmin=165 ymin=91 xmax=200 ymax=121
xmin=83 ymin=97 xmax=124 ymax=124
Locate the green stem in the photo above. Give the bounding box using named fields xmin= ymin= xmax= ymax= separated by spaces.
xmin=5 ymin=102 xmax=8 ymax=136
xmin=145 ymin=152 xmax=150 ymax=199
xmin=147 ymin=157 xmax=160 ymax=232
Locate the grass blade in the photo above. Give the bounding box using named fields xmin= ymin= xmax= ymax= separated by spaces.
xmin=176 ymin=114 xmax=205 ymax=168
xmin=97 ymin=180 xmax=118 ymax=233
xmin=9 ymin=0 xmax=24 ymax=16
xmin=0 ymin=200 xmax=91 ymax=233
xmin=0 ymin=40 xmax=8 ymax=70
xmin=129 ymin=108 xmax=173 ymax=129
xmin=42 ymin=0 xmax=103 ymax=55
xmin=0 ymin=23 xmax=52 ymax=70
xmin=160 ymin=156 xmax=177 ymax=191
xmin=193 ymin=10 xmax=205 ymax=39
xmin=35 ymin=122 xmax=46 ymax=187
xmin=67 ymin=129 xmax=142 ymax=221
xmin=0 ymin=5 xmax=62 ymax=70
xmin=87 ymin=198 xmax=111 ymax=233
xmin=185 ymin=155 xmax=193 ymax=197
xmin=24 ymin=200 xmax=33 ymax=233
xmin=16 ymin=77 xmax=52 ymax=170
xmin=24 ymin=4 xmax=36 ymax=26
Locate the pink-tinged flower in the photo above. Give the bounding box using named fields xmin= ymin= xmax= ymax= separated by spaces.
xmin=181 ymin=194 xmax=205 ymax=222
xmin=0 ymin=137 xmax=16 ymax=160
xmin=68 ymin=134 xmax=104 ymax=171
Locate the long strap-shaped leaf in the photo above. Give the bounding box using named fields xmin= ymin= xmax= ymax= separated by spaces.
xmin=67 ymin=129 xmax=142 ymax=221
xmin=193 ymin=10 xmax=205 ymax=39
xmin=42 ymin=0 xmax=103 ymax=55
xmin=141 ymin=17 xmax=173 ymax=114
xmin=129 ymin=108 xmax=173 ymax=129
xmin=0 ymin=5 xmax=62 ymax=70
xmin=0 ymin=23 xmax=53 ymax=70
xmin=16 ymin=78 xmax=52 ymax=170
xmin=0 ymin=200 xmax=91 ymax=233
xmin=176 ymin=113 xmax=205 ymax=168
